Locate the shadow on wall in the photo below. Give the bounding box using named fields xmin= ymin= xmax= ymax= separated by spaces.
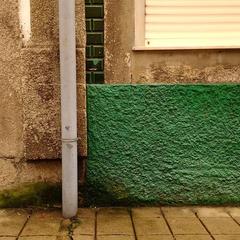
xmin=0 ymin=183 xmax=61 ymax=208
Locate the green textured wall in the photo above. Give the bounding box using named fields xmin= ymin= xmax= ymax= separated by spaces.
xmin=86 ymin=84 xmax=240 ymax=206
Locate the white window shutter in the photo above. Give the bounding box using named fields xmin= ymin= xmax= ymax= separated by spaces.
xmin=145 ymin=0 xmax=240 ymax=49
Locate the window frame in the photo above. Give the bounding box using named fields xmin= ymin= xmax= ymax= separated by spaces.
xmin=133 ymin=0 xmax=240 ymax=50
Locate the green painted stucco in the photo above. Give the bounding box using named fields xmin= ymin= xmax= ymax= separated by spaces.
xmin=86 ymin=84 xmax=240 ymax=206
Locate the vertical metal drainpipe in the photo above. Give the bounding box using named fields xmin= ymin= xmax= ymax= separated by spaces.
xmin=59 ymin=0 xmax=78 ymax=218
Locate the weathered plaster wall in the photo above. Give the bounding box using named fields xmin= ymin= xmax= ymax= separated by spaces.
xmin=0 ymin=0 xmax=23 ymax=158
xmin=104 ymin=0 xmax=134 ymax=83
xmin=87 ymin=84 xmax=240 ymax=205
xmin=105 ymin=0 xmax=240 ymax=84
xmin=0 ymin=0 xmax=86 ymax=191
xmin=22 ymin=0 xmax=87 ymax=159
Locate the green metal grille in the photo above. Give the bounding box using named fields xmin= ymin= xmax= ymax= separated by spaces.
xmin=85 ymin=0 xmax=104 ymax=84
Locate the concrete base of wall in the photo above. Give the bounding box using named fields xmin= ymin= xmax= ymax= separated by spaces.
xmin=0 ymin=159 xmax=62 ymax=207
xmin=0 ymin=158 xmax=61 ymax=190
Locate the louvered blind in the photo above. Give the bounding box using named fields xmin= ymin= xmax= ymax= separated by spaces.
xmin=145 ymin=0 xmax=240 ymax=49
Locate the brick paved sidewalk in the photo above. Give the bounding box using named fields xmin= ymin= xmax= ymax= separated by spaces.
xmin=1 ymin=207 xmax=240 ymax=240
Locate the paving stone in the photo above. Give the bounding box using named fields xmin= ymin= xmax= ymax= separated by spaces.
xmin=77 ymin=208 xmax=96 ymax=219
xmin=227 ymin=208 xmax=240 ymax=218
xmin=21 ymin=210 xmax=63 ymax=236
xmin=167 ymin=218 xmax=208 ymax=235
xmin=201 ymin=217 xmax=240 ymax=235
xmin=3 ymin=207 xmax=240 ymax=240
xmin=175 ymin=236 xmax=212 ymax=240
xmin=97 ymin=209 xmax=133 ymax=235
xmin=56 ymin=237 xmax=71 ymax=240
xmin=58 ymin=219 xmax=71 ymax=235
xmin=97 ymin=236 xmax=135 ymax=240
xmin=137 ymin=235 xmax=174 ymax=240
xmin=214 ymin=236 xmax=240 ymax=240
xmin=0 ymin=209 xmax=29 ymax=236
xmin=0 ymin=238 xmax=16 ymax=240
xmin=19 ymin=237 xmax=57 ymax=240
xmin=162 ymin=207 xmax=195 ymax=218
xmin=73 ymin=217 xmax=95 ymax=235
xmin=72 ymin=236 xmax=94 ymax=240
xmin=133 ymin=217 xmax=171 ymax=236
xmin=73 ymin=208 xmax=95 ymax=236
xmin=132 ymin=208 xmax=162 ymax=218
xmin=98 ymin=208 xmax=129 ymax=218
xmin=97 ymin=216 xmax=133 ymax=235
xmin=196 ymin=208 xmax=229 ymax=218
xmin=234 ymin=217 xmax=240 ymax=225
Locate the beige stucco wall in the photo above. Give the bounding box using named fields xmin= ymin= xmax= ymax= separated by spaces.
xmin=105 ymin=0 xmax=240 ymax=84
xmin=0 ymin=0 xmax=23 ymax=159
xmin=0 ymin=0 xmax=86 ymax=190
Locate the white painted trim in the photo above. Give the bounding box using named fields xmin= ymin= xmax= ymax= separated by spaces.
xmin=133 ymin=45 xmax=240 ymax=51
xmin=19 ymin=0 xmax=31 ymax=45
xmin=134 ymin=0 xmax=145 ymax=47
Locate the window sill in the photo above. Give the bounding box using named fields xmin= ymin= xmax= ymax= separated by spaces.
xmin=132 ymin=46 xmax=240 ymax=51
